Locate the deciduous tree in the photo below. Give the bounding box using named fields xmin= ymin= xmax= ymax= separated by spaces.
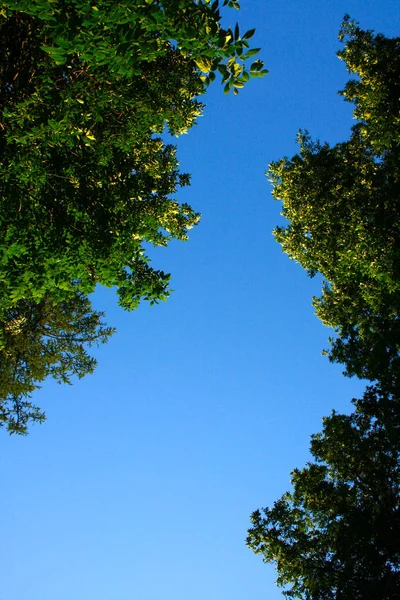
xmin=0 ymin=1 xmax=266 ymax=432
xmin=0 ymin=0 xmax=266 ymax=313
xmin=269 ymin=18 xmax=400 ymax=385
xmin=248 ymin=19 xmax=400 ymax=597
xmin=247 ymin=384 xmax=400 ymax=599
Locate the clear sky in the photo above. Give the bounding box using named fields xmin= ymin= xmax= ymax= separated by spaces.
xmin=2 ymin=2 xmax=400 ymax=599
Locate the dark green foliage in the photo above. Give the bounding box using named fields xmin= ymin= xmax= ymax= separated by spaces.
xmin=0 ymin=0 xmax=266 ymax=313
xmin=269 ymin=18 xmax=400 ymax=384
xmin=0 ymin=293 xmax=114 ymax=434
xmin=248 ymin=20 xmax=400 ymax=598
xmin=0 ymin=1 xmax=265 ymax=432
xmin=247 ymin=384 xmax=400 ymax=599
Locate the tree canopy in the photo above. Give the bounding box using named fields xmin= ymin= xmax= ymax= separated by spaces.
xmin=248 ymin=18 xmax=400 ymax=598
xmin=0 ymin=293 xmax=114 ymax=434
xmin=0 ymin=0 xmax=266 ymax=432
xmin=0 ymin=0 xmax=266 ymax=314
xmin=247 ymin=384 xmax=400 ymax=599
xmin=269 ymin=17 xmax=400 ymax=385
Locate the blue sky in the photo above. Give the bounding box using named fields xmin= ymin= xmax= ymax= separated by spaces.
xmin=2 ymin=2 xmax=400 ymax=599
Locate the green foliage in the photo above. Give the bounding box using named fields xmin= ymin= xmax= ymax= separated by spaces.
xmin=338 ymin=15 xmax=400 ymax=153
xmin=0 ymin=1 xmax=265 ymax=432
xmin=269 ymin=19 xmax=400 ymax=384
xmin=249 ymin=20 xmax=400 ymax=598
xmin=0 ymin=0 xmax=266 ymax=314
xmin=247 ymin=384 xmax=400 ymax=599
xmin=0 ymin=293 xmax=114 ymax=434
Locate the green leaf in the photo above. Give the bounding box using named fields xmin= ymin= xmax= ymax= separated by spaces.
xmin=250 ymin=59 xmax=263 ymax=72
xmin=242 ymin=48 xmax=261 ymax=60
xmin=243 ymin=28 xmax=256 ymax=40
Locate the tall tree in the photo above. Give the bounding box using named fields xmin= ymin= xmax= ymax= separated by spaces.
xmin=248 ymin=19 xmax=400 ymax=597
xmin=0 ymin=1 xmax=266 ymax=432
xmin=0 ymin=0 xmax=266 ymax=314
xmin=247 ymin=383 xmax=400 ymax=599
xmin=268 ymin=17 xmax=400 ymax=385
xmin=0 ymin=293 xmax=114 ymax=434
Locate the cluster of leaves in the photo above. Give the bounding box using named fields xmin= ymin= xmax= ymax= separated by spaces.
xmin=0 ymin=0 xmax=266 ymax=432
xmin=269 ymin=17 xmax=400 ymax=386
xmin=248 ymin=19 xmax=400 ymax=599
xmin=337 ymin=17 xmax=400 ymax=153
xmin=0 ymin=293 xmax=114 ymax=434
xmin=247 ymin=383 xmax=400 ymax=599
xmin=0 ymin=0 xmax=266 ymax=312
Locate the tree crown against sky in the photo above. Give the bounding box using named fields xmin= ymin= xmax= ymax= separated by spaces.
xmin=0 ymin=293 xmax=114 ymax=435
xmin=247 ymin=383 xmax=400 ymax=600
xmin=247 ymin=19 xmax=400 ymax=599
xmin=0 ymin=0 xmax=266 ymax=315
xmin=269 ymin=17 xmax=400 ymax=386
xmin=0 ymin=0 xmax=266 ymax=433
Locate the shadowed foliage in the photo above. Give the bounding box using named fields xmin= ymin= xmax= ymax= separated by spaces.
xmin=248 ymin=19 xmax=400 ymax=598
xmin=247 ymin=384 xmax=400 ymax=599
xmin=0 ymin=293 xmax=114 ymax=434
xmin=269 ymin=17 xmax=400 ymax=385
xmin=0 ymin=1 xmax=266 ymax=432
xmin=0 ymin=0 xmax=266 ymax=313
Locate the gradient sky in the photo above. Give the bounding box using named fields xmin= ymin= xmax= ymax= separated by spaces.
xmin=2 ymin=2 xmax=400 ymax=599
